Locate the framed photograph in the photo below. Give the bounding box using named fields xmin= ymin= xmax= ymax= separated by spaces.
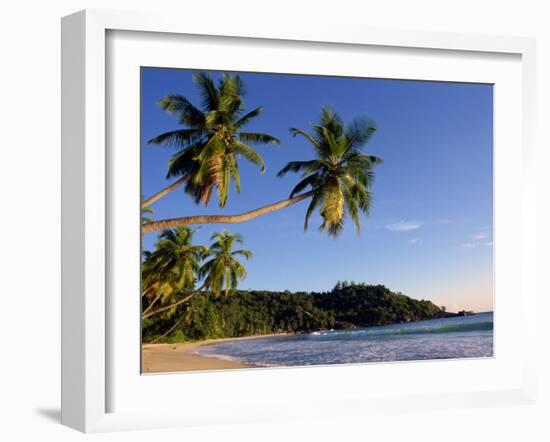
xmin=61 ymin=9 xmax=537 ymax=433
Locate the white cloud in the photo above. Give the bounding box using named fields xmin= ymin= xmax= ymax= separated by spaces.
xmin=462 ymin=232 xmax=493 ymax=250
xmin=385 ymin=221 xmax=421 ymax=232
xmin=408 ymin=238 xmax=422 ymax=245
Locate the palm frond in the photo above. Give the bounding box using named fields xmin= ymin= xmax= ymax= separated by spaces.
xmin=194 ymin=134 xmax=225 ymax=184
xmin=227 ymin=154 xmax=241 ymax=193
xmin=183 ymin=178 xmax=214 ymax=206
xmin=218 ymin=154 xmax=231 ymax=207
xmin=234 ymin=107 xmax=263 ymax=129
xmin=157 ymin=94 xmax=205 ymax=127
xmin=193 ymin=73 xmax=219 ymax=111
xmin=277 ymin=160 xmax=323 ymax=177
xmin=289 ymin=174 xmax=320 ymax=197
xmin=343 ymin=184 xmax=360 ymax=233
xmin=147 ymin=128 xmax=205 ymax=147
xmin=318 ymin=107 xmax=344 ymax=138
xmin=231 ymin=249 xmax=253 ymax=260
xmin=345 ymin=117 xmax=377 ymax=150
xmin=304 ymin=191 xmax=323 ymax=231
xmin=219 ymin=74 xmax=246 ymax=98
xmin=204 ymin=110 xmax=222 ymax=127
xmin=238 ymin=132 xmax=280 ymax=145
xmin=342 ymin=175 xmax=372 ymax=215
xmin=219 ymin=74 xmax=245 ymax=114
xmin=165 ymin=142 xmax=203 ymax=178
xmin=233 ymin=141 xmax=266 ymax=172
xmin=289 ymin=128 xmax=321 ymax=150
xmin=321 ymin=126 xmax=343 ymax=157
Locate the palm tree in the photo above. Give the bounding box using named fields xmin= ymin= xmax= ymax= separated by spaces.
xmin=199 ymin=230 xmax=252 ymax=297
xmin=141 ymin=191 xmax=315 ymax=234
xmin=142 ymin=72 xmax=280 ymax=208
xmin=141 ymin=227 xmax=208 ymax=317
xmin=278 ymin=107 xmax=382 ymax=235
xmin=141 ymin=108 xmax=381 ymax=236
xmin=142 ymin=229 xmax=251 ymax=319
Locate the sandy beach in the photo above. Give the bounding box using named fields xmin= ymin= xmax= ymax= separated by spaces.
xmin=142 ymin=334 xmax=285 ymax=373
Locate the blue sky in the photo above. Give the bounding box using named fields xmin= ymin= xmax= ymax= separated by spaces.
xmin=141 ymin=68 xmax=493 ymax=312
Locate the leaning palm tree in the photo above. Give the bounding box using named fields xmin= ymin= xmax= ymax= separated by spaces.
xmin=278 ymin=107 xmax=382 ymax=235
xmin=142 ymin=72 xmax=280 ymax=208
xmin=141 ymin=227 xmax=208 ymax=317
xmin=199 ymin=230 xmax=252 ymax=297
xmin=142 ymin=108 xmax=381 ymax=236
xmin=142 ymin=229 xmax=251 ymax=319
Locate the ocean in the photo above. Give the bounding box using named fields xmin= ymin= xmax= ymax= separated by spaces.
xmin=195 ymin=312 xmax=493 ymax=367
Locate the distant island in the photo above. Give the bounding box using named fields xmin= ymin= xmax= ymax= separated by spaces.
xmin=142 ymin=282 xmax=474 ymax=344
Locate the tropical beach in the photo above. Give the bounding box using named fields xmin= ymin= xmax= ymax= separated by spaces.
xmin=143 ymin=312 xmax=493 ymax=373
xmin=139 ymin=68 xmax=494 ymax=373
xmin=142 ymin=341 xmax=250 ymax=373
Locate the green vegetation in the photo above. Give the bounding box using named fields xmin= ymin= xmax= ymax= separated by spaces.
xmin=141 ymin=75 xmax=382 ymax=235
xmin=142 ymin=228 xmax=251 ymax=320
xmin=141 ymin=227 xmax=208 ymax=318
xmin=278 ymin=107 xmax=380 ymax=235
xmin=142 ymin=72 xmax=280 ymax=209
xmin=142 ymin=283 xmax=444 ymax=343
xmin=140 ymin=73 xmax=395 ymax=344
xmin=199 ymin=230 xmax=252 ymax=297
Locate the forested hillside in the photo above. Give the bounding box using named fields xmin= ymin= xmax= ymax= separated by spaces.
xmin=142 ymin=283 xmax=445 ymax=343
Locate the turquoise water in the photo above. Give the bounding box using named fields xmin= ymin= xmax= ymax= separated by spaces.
xmin=196 ymin=312 xmax=493 ymax=367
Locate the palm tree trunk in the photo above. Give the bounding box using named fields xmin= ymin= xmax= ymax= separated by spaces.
xmin=141 ymin=190 xmax=315 ymax=234
xmin=142 ymin=175 xmax=188 ymax=208
xmin=148 ymin=314 xmax=187 ymax=344
xmin=142 ymin=284 xmax=206 ymax=319
xmin=142 ymin=292 xmax=163 ymax=315
xmin=141 ymin=285 xmax=155 ymax=297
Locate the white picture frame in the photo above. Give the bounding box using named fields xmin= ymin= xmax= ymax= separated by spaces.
xmin=61 ymin=9 xmax=537 ymax=433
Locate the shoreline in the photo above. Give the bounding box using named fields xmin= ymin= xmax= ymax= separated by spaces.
xmin=142 ymin=314 xmax=491 ymax=373
xmin=142 ymin=333 xmax=287 ymax=373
